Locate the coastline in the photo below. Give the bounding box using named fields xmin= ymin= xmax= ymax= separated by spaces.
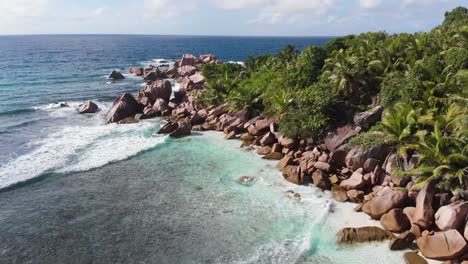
xmin=98 ymin=54 xmax=454 ymax=263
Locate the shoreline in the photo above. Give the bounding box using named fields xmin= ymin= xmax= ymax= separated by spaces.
xmin=84 ymin=52 xmax=463 ymax=263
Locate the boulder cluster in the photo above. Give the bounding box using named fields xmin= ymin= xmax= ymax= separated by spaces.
xmin=103 ymin=53 xmax=466 ymax=262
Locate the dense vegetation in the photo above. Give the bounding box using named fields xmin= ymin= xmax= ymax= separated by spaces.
xmin=196 ymin=7 xmax=467 ymax=193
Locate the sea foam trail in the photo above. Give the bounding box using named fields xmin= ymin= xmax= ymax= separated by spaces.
xmin=0 ymin=105 xmax=167 ymax=190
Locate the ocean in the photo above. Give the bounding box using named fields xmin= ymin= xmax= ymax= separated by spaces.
xmin=0 ymin=35 xmax=404 ymax=263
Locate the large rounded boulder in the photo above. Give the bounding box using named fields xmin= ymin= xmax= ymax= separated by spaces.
xmin=362 ymin=186 xmax=408 ymax=219
xmin=435 ymin=201 xmax=468 ymax=231
xmin=416 ymin=229 xmax=467 ymax=260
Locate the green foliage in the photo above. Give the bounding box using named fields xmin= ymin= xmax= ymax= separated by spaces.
xmin=198 ymin=7 xmax=468 ymax=193
xmin=349 ymin=131 xmax=386 ymax=149
xmin=279 ymin=82 xmax=338 ymax=139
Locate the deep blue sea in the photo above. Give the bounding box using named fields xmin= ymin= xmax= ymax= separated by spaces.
xmin=0 ymin=35 xmax=403 ymax=263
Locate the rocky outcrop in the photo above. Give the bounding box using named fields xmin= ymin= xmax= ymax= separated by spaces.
xmin=76 ymin=101 xmax=98 ymax=114
xmin=325 ymin=125 xmax=361 ymax=153
xmin=152 ymin=98 xmax=169 ymax=114
xmin=354 ymin=106 xmax=384 ymax=128
xmin=362 ymin=187 xmax=408 ymax=219
xmin=435 ymin=201 xmax=468 ymax=231
xmin=189 ymin=73 xmax=205 ymax=85
xmin=380 ymin=208 xmax=410 ymax=233
xmin=416 ymin=229 xmax=467 ymax=260
xmin=340 ymin=168 xmax=366 ymax=190
xmin=312 ymin=170 xmax=331 ymax=190
xmin=109 ymin=70 xmax=125 ymax=80
xmin=279 ymin=136 xmax=297 ymax=149
xmin=106 ymin=93 xmax=140 ymax=124
xmin=389 ymin=230 xmax=416 ymax=250
xmin=179 ymin=54 xmax=197 ymax=67
xmin=138 ymin=80 xmax=172 ymax=103
xmin=157 ymin=122 xmax=178 ymax=134
xmin=332 ymin=184 xmax=348 ymax=202
xmin=169 ymin=122 xmax=191 ymax=138
xmin=199 ymin=54 xmax=216 ymax=64
xmin=129 ymin=67 xmax=144 ymax=76
xmin=412 ymin=182 xmax=435 ymax=229
xmin=282 ymin=165 xmax=301 ymax=184
xmin=247 ymin=118 xmax=277 ymax=136
xmin=177 ymin=65 xmax=197 ymax=77
xmin=345 ymin=144 xmax=391 ymax=171
xmin=337 ymin=226 xmax=395 ymax=244
xmin=144 ymin=68 xmax=163 ymax=82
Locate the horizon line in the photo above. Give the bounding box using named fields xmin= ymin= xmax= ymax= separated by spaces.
xmin=0 ymin=33 xmax=342 ymax=38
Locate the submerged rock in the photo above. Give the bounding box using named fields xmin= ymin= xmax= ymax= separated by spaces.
xmin=403 ymin=252 xmax=428 ymax=264
xmin=237 ymin=176 xmax=255 ymax=185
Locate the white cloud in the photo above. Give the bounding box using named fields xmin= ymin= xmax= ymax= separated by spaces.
xmin=359 ymin=0 xmax=383 ymax=9
xmin=212 ymin=0 xmax=268 ymax=10
xmin=143 ymin=0 xmax=197 ymax=21
xmin=0 ymin=0 xmax=52 ymax=20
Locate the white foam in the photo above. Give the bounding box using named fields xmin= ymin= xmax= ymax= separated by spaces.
xmin=0 ymin=106 xmax=166 ymax=189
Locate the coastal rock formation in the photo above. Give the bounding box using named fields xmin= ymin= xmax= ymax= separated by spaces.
xmin=157 ymin=122 xmax=178 ymax=134
xmin=179 ymin=54 xmax=197 ymax=67
xmin=412 ymin=182 xmax=435 ymax=229
xmin=169 ymin=122 xmax=191 ymax=137
xmin=380 ymin=208 xmax=410 ymax=233
xmin=138 ymin=80 xmax=172 ymax=103
xmin=332 ymin=184 xmax=348 ymax=202
xmin=389 ymin=231 xmax=416 ymax=250
xmin=109 ymin=70 xmax=125 ymax=80
xmin=324 ymin=125 xmax=361 ymax=152
xmin=345 ymin=144 xmax=391 ymax=171
xmin=340 ymin=168 xmax=366 ymax=190
xmin=152 ymin=98 xmax=169 ymax=114
xmin=416 ymin=229 xmax=467 ymax=260
xmin=144 ymin=68 xmax=163 ymax=82
xmin=362 ymin=187 xmax=408 ymax=219
xmin=337 ymin=226 xmax=395 ymax=244
xmin=76 ymin=101 xmax=98 ymax=114
xmin=129 ymin=67 xmax=143 ymax=76
xmin=354 ymin=106 xmax=384 ymax=128
xmin=106 ymin=93 xmax=140 ymax=124
xmin=118 ymin=117 xmax=139 ymax=124
xmin=312 ymin=170 xmax=331 ymax=190
xmin=435 ymin=201 xmax=468 ymax=231
xmin=199 ymin=54 xmax=216 ymax=64
xmin=177 ymin=65 xmax=197 ymax=77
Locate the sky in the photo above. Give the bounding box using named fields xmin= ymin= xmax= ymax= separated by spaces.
xmin=0 ymin=0 xmax=466 ymax=36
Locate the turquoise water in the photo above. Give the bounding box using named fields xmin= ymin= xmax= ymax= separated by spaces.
xmin=0 ymin=36 xmax=405 ymax=263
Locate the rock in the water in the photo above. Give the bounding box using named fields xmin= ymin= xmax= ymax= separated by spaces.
xmin=389 ymin=231 xmax=416 ymax=250
xmin=347 ymin=189 xmax=365 ymax=203
xmin=403 ymin=252 xmax=427 ymax=264
xmin=312 ymin=170 xmax=331 ymax=190
xmin=152 ymin=98 xmax=169 ymax=114
xmin=106 ymin=93 xmax=140 ymax=124
xmin=169 ymin=122 xmax=191 ymax=138
xmin=362 ymin=187 xmax=408 ymax=219
xmin=282 ymin=165 xmax=301 ymax=185
xmin=109 ymin=70 xmax=125 ymax=80
xmin=256 ymin=146 xmax=272 ymax=155
xmin=416 ymin=229 xmax=467 ymax=260
xmin=237 ymin=176 xmax=255 ymax=185
xmin=332 ymin=184 xmax=348 ymax=202
xmin=277 ymin=156 xmax=293 ymax=170
xmin=76 ymin=101 xmax=98 ymax=114
xmin=157 ymin=122 xmax=179 ymax=134
xmin=340 ymin=168 xmax=366 ymax=190
xmin=129 ymin=67 xmax=144 ymax=76
xmin=337 ymin=226 xmax=395 ymax=244
xmin=413 ymin=182 xmax=435 ymax=229
xmin=354 ymin=106 xmax=384 ymax=128
xmin=380 ymin=208 xmax=410 ymax=233
xmin=435 ymin=201 xmax=468 ymax=231
xmin=224 ymin=131 xmax=236 ymax=140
